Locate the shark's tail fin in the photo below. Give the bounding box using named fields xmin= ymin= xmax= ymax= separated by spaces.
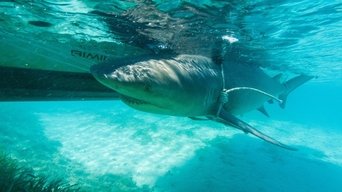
xmin=279 ymin=75 xmax=314 ymax=108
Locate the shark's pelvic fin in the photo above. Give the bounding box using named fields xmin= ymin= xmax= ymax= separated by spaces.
xmin=257 ymin=106 xmax=270 ymax=117
xmin=189 ymin=116 xmax=210 ymax=121
xmin=216 ymin=109 xmax=296 ymax=150
xmin=279 ymin=74 xmax=314 ymax=108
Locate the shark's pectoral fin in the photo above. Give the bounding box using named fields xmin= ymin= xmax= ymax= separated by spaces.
xmin=257 ymin=106 xmax=270 ymax=117
xmin=216 ymin=109 xmax=296 ymax=150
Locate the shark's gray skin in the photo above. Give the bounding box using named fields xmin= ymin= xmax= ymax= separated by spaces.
xmin=91 ymin=54 xmax=312 ymax=150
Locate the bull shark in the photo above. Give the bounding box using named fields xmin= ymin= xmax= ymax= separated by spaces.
xmin=91 ymin=53 xmax=313 ymax=150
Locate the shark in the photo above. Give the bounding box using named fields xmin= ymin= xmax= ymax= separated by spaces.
xmin=90 ymin=53 xmax=313 ymax=150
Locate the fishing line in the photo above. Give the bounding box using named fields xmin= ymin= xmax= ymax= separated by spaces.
xmin=216 ymin=36 xmax=282 ymax=116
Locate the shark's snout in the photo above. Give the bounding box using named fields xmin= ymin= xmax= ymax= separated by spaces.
xmin=90 ymin=63 xmax=123 ymax=90
xmin=90 ymin=63 xmax=112 ymax=77
xmin=91 ymin=63 xmax=127 ymax=80
xmin=91 ymin=63 xmax=152 ymax=95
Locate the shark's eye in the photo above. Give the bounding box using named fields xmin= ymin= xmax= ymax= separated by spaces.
xmin=144 ymin=83 xmax=151 ymax=92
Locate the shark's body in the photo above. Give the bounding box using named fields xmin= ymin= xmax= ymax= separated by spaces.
xmin=91 ymin=54 xmax=312 ymax=150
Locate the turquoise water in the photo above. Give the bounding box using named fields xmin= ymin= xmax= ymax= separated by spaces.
xmin=1 ymin=84 xmax=341 ymax=191
xmin=1 ymin=1 xmax=342 ymax=192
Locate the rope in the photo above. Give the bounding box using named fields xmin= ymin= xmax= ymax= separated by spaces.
xmin=216 ymin=66 xmax=283 ymax=117
xmin=223 ymin=87 xmax=283 ymax=103
xmin=216 ymin=63 xmax=226 ymax=116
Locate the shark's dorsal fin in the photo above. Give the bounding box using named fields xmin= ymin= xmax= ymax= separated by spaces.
xmin=272 ymin=73 xmax=283 ymax=82
xmin=211 ymin=38 xmax=223 ymax=65
xmin=257 ymin=106 xmax=270 ymax=117
xmin=215 ymin=109 xmax=296 ymax=150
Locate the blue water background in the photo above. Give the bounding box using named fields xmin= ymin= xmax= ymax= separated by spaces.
xmin=0 ymin=0 xmax=342 ymax=191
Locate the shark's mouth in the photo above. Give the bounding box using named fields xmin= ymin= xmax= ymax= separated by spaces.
xmin=120 ymin=94 xmax=150 ymax=106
